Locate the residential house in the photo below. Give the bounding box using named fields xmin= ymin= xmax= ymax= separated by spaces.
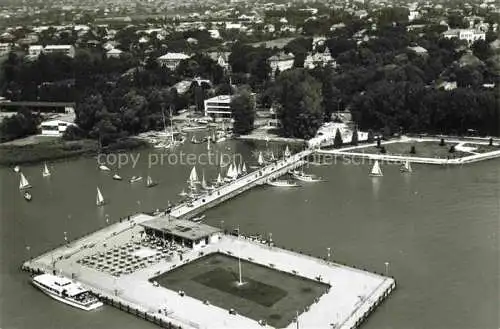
xmin=157 ymin=52 xmax=190 ymax=70
xmin=268 ymin=52 xmax=295 ymax=75
xmin=304 ymin=48 xmax=337 ymax=69
xmin=28 ymin=45 xmax=44 ymax=57
xmin=106 ymin=48 xmax=123 ymax=59
xmin=0 ymin=43 xmax=11 ymax=55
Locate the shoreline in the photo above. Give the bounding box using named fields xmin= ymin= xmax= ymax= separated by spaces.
xmin=0 ymin=137 xmax=149 ymax=167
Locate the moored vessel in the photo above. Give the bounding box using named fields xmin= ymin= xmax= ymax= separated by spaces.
xmin=31 ymin=274 xmax=103 ymax=311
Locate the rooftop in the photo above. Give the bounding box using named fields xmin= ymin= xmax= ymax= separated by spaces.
xmin=140 ymin=217 xmax=222 ymax=241
xmin=158 ymin=52 xmax=190 ymax=60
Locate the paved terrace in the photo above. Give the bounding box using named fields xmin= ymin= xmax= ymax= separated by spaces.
xmin=318 ymin=137 xmax=500 ymax=165
xmin=22 ymin=214 xmax=395 ymax=329
xmin=169 ymin=150 xmax=313 ymax=220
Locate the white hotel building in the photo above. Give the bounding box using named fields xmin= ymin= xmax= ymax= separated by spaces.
xmin=204 ymin=95 xmax=233 ymax=118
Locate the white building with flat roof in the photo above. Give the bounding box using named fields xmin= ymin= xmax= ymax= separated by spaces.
xmin=28 ymin=45 xmax=44 ymax=57
xmin=157 ymin=52 xmax=190 ymax=70
xmin=204 ymin=95 xmax=233 ymax=118
xmin=43 ymin=45 xmax=75 ymax=58
xmin=40 ymin=119 xmax=76 ymax=136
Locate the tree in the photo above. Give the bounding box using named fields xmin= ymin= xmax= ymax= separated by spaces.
xmin=274 ymin=69 xmax=324 ymax=139
xmin=334 ymin=128 xmax=343 ymax=148
xmin=380 ymin=146 xmax=387 ymax=153
xmin=410 ymin=145 xmax=416 ymax=154
xmin=439 ymin=138 xmax=445 ymax=146
xmin=350 ymin=128 xmax=358 ymax=146
xmin=471 ymin=40 xmax=492 ymax=61
xmin=231 ymin=87 xmax=256 ymax=135
xmin=0 ymin=108 xmax=41 ymax=142
xmin=489 ymin=137 xmax=493 ymax=146
xmin=449 ymin=145 xmax=455 ymax=153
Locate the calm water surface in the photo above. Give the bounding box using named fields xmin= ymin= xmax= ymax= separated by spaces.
xmin=1 ymin=139 xmax=498 ymax=329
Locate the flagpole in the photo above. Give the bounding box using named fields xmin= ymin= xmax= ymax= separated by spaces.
xmin=238 ymin=225 xmax=242 ymax=285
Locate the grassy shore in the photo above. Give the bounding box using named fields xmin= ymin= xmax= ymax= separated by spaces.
xmin=0 ymin=136 xmax=148 ymax=166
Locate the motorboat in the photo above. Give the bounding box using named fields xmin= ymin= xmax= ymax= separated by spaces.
xmin=32 ymin=274 xmax=103 ymax=311
xmin=192 ymin=214 xmax=206 ymax=222
xmin=98 ymin=165 xmax=111 ymax=171
xmin=266 ymin=180 xmax=299 ymax=187
xmin=293 ymin=172 xmax=323 ymax=182
xmin=129 ymin=176 xmax=143 ymax=183
xmin=112 ymin=173 xmax=122 ymax=180
xmin=24 ymin=191 xmax=32 ymax=201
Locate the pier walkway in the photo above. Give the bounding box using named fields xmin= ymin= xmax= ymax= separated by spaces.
xmin=169 ymin=149 xmax=313 ymax=220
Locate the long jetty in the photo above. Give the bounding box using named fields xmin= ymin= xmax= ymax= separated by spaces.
xmin=170 ymin=150 xmax=312 ymax=220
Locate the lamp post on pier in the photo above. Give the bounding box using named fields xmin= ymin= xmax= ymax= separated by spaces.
xmin=384 ymin=261 xmax=390 ymax=276
xmin=327 ymin=247 xmax=331 ymax=263
xmin=63 ymin=231 xmax=68 ymax=245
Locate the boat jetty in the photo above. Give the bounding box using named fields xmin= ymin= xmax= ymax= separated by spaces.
xmin=22 ymin=213 xmax=396 ymax=329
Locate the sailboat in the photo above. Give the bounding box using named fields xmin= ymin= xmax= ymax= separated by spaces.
xmin=146 ymin=175 xmax=157 ymax=188
xmin=96 ymin=187 xmax=105 ymax=206
xmin=369 ymin=160 xmax=383 ymax=177
xmin=112 ymin=173 xmax=122 ymax=180
xmin=188 ymin=166 xmax=199 ymax=185
xmin=242 ymin=162 xmax=247 ymax=174
xmin=99 ymin=165 xmax=111 ymax=171
xmin=258 ymin=152 xmax=264 ymax=166
xmin=284 ymin=145 xmax=291 ymax=158
xmin=400 ymin=160 xmax=412 ymax=173
xmin=42 ymin=163 xmax=51 ymax=177
xmin=19 ymin=173 xmax=31 ymax=190
xmin=179 ymin=189 xmax=188 ymax=197
xmin=14 ymin=165 xmax=20 ymax=173
xmin=215 ymin=172 xmax=223 ymax=186
xmin=236 ymin=163 xmax=242 ymax=177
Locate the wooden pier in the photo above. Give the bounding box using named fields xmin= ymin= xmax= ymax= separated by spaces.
xmin=169 ymin=150 xmax=313 ymax=220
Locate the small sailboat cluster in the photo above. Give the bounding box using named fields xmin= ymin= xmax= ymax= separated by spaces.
xmin=368 ymin=159 xmax=414 ymax=176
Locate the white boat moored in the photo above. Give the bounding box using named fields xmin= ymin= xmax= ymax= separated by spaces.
xmin=267 ymin=180 xmax=299 ymax=187
xmin=32 ymin=274 xmax=103 ymax=311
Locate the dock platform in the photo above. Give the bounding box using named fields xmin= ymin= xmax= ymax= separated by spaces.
xmin=22 ymin=214 xmax=395 ymax=329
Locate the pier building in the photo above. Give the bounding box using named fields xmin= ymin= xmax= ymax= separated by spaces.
xmin=140 ymin=218 xmax=222 ymax=250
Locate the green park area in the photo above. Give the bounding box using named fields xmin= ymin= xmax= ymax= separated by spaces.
xmin=151 ymin=253 xmax=330 ymax=328
xmin=348 ymin=140 xmax=488 ymax=159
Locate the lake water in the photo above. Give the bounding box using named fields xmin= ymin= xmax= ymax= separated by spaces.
xmin=1 ymin=139 xmax=498 ymax=329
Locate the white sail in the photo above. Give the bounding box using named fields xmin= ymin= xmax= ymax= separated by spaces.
xmin=43 ymin=163 xmax=51 ymax=177
xmin=189 ymin=166 xmax=199 ymax=183
xmin=284 ymin=145 xmax=291 ymax=158
xmin=96 ymin=187 xmax=104 ymax=206
xmin=370 ymin=160 xmax=383 ymax=176
xmin=19 ymin=173 xmax=31 ymax=189
xmin=201 ymin=170 xmax=207 ymax=189
xmin=236 ymin=163 xmax=241 ymax=176
xmin=404 ymin=160 xmax=412 ymax=173
xmin=147 ymin=175 xmax=153 ymax=186
xmin=257 ymin=152 xmax=264 ymax=166
xmin=270 ymin=151 xmax=275 ymax=161
xmin=217 ymin=173 xmax=223 ymax=184
xmin=226 ymin=163 xmax=234 ymax=178
xmin=242 ymin=162 xmax=247 ymax=173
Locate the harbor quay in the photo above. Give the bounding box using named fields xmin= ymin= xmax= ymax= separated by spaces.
xmin=22 ymin=213 xmax=396 ymax=329
xmin=317 ymin=137 xmax=500 ymax=165
xmin=170 ymin=150 xmax=313 ymax=220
